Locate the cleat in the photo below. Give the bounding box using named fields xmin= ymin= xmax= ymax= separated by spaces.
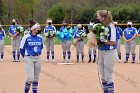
xmin=52 ymin=59 xmax=54 ymax=63
xmin=93 ymin=59 xmax=96 ymax=63
xmin=124 ymin=61 xmax=128 ymax=63
xmin=0 ymin=59 xmax=3 ymax=62
xmin=16 ymin=60 xmax=20 ymax=62
xmin=13 ymin=60 xmax=16 ymax=62
xmin=76 ymin=59 xmax=79 ymax=63
xmin=88 ymin=59 xmax=91 ymax=63
xmin=118 ymin=59 xmax=122 ymax=63
xmin=67 ymin=59 xmax=70 ymax=63
xmin=46 ymin=59 xmax=49 ymax=63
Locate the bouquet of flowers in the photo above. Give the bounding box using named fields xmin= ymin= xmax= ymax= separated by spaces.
xmin=87 ymin=23 xmax=110 ymax=48
xmin=73 ymin=31 xmax=87 ymax=46
xmin=16 ymin=25 xmax=24 ymax=33
xmin=44 ymin=30 xmax=56 ymax=37
xmin=79 ymin=31 xmax=87 ymax=37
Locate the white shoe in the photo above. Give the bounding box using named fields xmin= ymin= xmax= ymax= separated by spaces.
xmin=52 ymin=59 xmax=54 ymax=63
xmin=13 ymin=60 xmax=16 ymax=62
xmin=67 ymin=59 xmax=70 ymax=63
xmin=118 ymin=59 xmax=122 ymax=63
xmin=16 ymin=60 xmax=20 ymax=62
xmin=46 ymin=59 xmax=49 ymax=63
xmin=0 ymin=59 xmax=3 ymax=62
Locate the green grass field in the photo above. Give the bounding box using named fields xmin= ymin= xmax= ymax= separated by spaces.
xmin=4 ymin=36 xmax=139 ymax=45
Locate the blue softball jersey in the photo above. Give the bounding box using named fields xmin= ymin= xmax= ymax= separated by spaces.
xmin=116 ymin=26 xmax=123 ymax=39
xmin=8 ymin=25 xmax=19 ymax=35
xmin=123 ymin=27 xmax=137 ymax=40
xmin=43 ymin=25 xmax=56 ymax=33
xmin=20 ymin=33 xmax=43 ymax=57
xmin=99 ymin=23 xmax=117 ymax=50
xmin=138 ymin=28 xmax=140 ymax=35
xmin=73 ymin=29 xmax=84 ymax=38
xmin=0 ymin=29 xmax=5 ymax=40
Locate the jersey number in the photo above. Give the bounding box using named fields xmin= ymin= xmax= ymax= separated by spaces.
xmin=127 ymin=32 xmax=131 ymax=34
xmin=34 ymin=46 xmax=38 ymax=52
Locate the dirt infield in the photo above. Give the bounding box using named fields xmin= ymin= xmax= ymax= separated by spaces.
xmin=0 ymin=45 xmax=140 ymax=93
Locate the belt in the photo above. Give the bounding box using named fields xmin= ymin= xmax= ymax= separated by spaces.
xmin=26 ymin=54 xmax=40 ymax=56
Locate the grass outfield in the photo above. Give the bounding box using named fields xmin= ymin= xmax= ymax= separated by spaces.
xmin=4 ymin=36 xmax=139 ymax=45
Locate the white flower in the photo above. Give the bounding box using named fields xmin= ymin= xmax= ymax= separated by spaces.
xmin=101 ymin=26 xmax=105 ymax=30
xmin=79 ymin=31 xmax=87 ymax=37
xmin=100 ymin=32 xmax=104 ymax=36
xmin=93 ymin=24 xmax=98 ymax=29
xmin=16 ymin=25 xmax=24 ymax=33
xmin=104 ymin=27 xmax=109 ymax=35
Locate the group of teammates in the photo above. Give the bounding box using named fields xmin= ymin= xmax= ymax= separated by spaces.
xmin=0 ymin=18 xmax=139 ymax=64
xmin=0 ymin=11 xmax=138 ymax=93
xmin=115 ymin=21 xmax=139 ymax=64
xmin=19 ymin=10 xmax=126 ymax=93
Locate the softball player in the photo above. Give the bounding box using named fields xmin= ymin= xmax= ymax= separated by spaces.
xmin=97 ymin=10 xmax=117 ymax=93
xmin=59 ymin=20 xmax=72 ymax=63
xmin=123 ymin=22 xmax=137 ymax=64
xmin=88 ymin=47 xmax=97 ymax=63
xmin=73 ymin=24 xmax=84 ymax=62
xmin=24 ymin=19 xmax=37 ymax=36
xmin=137 ymin=28 xmax=140 ymax=64
xmin=83 ymin=25 xmax=97 ymax=63
xmin=44 ymin=18 xmax=56 ymax=63
xmin=114 ymin=22 xmax=123 ymax=63
xmin=9 ymin=19 xmax=21 ymax=62
xmin=20 ymin=22 xmax=43 ymax=93
xmin=0 ymin=25 xmax=5 ymax=62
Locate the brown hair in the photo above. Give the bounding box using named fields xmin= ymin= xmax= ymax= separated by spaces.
xmin=96 ymin=10 xmax=113 ymax=26
xmin=29 ymin=19 xmax=36 ymax=28
xmin=12 ymin=18 xmax=19 ymax=24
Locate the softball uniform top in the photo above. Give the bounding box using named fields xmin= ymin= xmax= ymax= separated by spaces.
xmin=0 ymin=29 xmax=5 ymax=40
xmin=44 ymin=25 xmax=56 ymax=33
xmin=8 ymin=25 xmax=18 ymax=35
xmin=20 ymin=33 xmax=43 ymax=57
xmin=123 ymin=27 xmax=137 ymax=40
xmin=73 ymin=29 xmax=84 ymax=39
xmin=138 ymin=28 xmax=140 ymax=35
xmin=99 ymin=24 xmax=117 ymax=50
xmin=116 ymin=27 xmax=123 ymax=39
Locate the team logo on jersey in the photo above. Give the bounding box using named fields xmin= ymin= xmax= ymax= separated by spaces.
xmin=28 ymin=42 xmax=42 ymax=46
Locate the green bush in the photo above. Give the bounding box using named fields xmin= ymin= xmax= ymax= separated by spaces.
xmin=48 ymin=4 xmax=64 ymax=23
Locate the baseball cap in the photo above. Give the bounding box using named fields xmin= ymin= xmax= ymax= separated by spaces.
xmin=114 ymin=22 xmax=118 ymax=24
xmin=127 ymin=22 xmax=132 ymax=25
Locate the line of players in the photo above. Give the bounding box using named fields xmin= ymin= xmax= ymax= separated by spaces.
xmin=0 ymin=18 xmax=140 ymax=64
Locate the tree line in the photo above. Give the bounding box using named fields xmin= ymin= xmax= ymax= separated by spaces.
xmin=0 ymin=0 xmax=140 ymax=24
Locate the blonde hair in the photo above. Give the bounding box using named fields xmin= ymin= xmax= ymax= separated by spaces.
xmin=96 ymin=10 xmax=113 ymax=26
